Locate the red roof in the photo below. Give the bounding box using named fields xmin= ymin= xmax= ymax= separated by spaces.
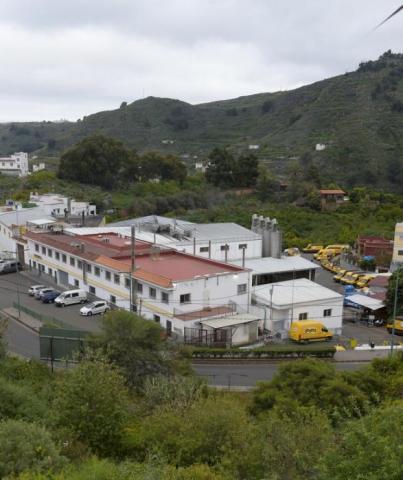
xmin=319 ymin=189 xmax=346 ymax=195
xmin=24 ymin=230 xmax=247 ymax=288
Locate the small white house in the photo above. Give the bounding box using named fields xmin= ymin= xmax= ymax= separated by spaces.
xmin=0 ymin=152 xmax=29 ymax=177
xmin=29 ymin=193 xmax=97 ymax=217
xmin=316 ymin=143 xmax=326 ymax=151
xmin=252 ymin=278 xmax=343 ymax=336
xmin=249 ymin=145 xmax=260 ymax=150
xmin=32 ymin=163 xmax=46 ymax=173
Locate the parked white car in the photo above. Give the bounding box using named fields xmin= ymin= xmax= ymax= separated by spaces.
xmin=80 ymin=301 xmax=110 ymax=316
xmin=28 ymin=285 xmax=46 ymax=296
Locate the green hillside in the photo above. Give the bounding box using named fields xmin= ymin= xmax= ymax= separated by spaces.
xmin=2 ymin=51 xmax=403 ymax=191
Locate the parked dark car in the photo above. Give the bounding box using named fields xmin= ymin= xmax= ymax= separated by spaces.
xmin=41 ymin=290 xmax=62 ymax=304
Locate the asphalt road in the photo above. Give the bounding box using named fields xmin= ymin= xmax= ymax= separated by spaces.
xmin=193 ymin=361 xmax=367 ymax=387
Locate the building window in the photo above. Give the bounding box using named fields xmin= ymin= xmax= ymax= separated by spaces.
xmin=55 ymin=251 xmax=60 ymax=260
xmin=237 ymin=284 xmax=247 ymax=294
xmin=199 ymin=246 xmax=209 ymax=253
xmin=105 ymin=270 xmax=111 ymax=281
xmin=33 ymin=261 xmax=37 ymax=269
xmin=74 ymin=279 xmax=79 ymax=287
xmin=47 ymin=248 xmax=53 ymax=257
xmin=220 ymin=245 xmax=229 ymax=251
xmin=94 ymin=266 xmax=100 ymax=277
xmin=62 ymin=254 xmax=67 ymax=263
xmin=89 ymin=286 xmax=96 ymax=295
xmin=324 ymin=309 xmax=332 ymax=317
xmin=125 ymin=277 xmax=130 ymax=289
xmin=48 ymin=267 xmax=52 ymax=276
xmin=77 ymin=260 xmax=83 ymax=270
xmin=41 ymin=246 xmax=46 ymax=255
xmin=149 ymin=287 xmax=156 ymax=299
xmin=70 ymin=257 xmax=75 ymax=267
xmin=114 ymin=273 xmax=120 ymax=285
xmin=238 ymin=243 xmax=248 ymax=249
xmin=86 ymin=263 xmax=92 ymax=273
xmin=35 ymin=243 xmax=39 ymax=252
xmin=110 ymin=295 xmax=116 ymax=304
xmin=154 ymin=314 xmax=160 ymax=323
xmin=299 ymin=312 xmax=308 ymax=320
xmin=398 ymin=249 xmax=403 ymax=256
xmin=137 ymin=283 xmax=143 ymax=293
xmin=180 ymin=293 xmax=191 ymax=304
xmin=161 ymin=292 xmax=169 ymax=304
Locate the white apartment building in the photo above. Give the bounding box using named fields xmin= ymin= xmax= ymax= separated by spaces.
xmin=29 ymin=193 xmax=97 ymax=217
xmin=0 ymin=152 xmax=29 ymax=177
xmin=24 ymin=230 xmax=252 ymax=339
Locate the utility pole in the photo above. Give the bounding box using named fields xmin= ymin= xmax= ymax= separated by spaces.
xmin=130 ymin=226 xmax=137 ymax=312
xmin=390 ymin=269 xmax=400 ymax=356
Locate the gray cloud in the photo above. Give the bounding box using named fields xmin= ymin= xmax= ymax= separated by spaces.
xmin=0 ymin=0 xmax=402 ymax=121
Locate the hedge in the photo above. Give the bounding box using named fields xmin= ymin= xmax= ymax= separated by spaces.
xmin=190 ymin=345 xmax=336 ymax=360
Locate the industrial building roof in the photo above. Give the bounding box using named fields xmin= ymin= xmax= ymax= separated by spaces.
xmin=345 ymin=294 xmax=385 ymax=311
xmin=254 ymin=278 xmax=342 ymax=308
xmin=107 ymin=216 xmax=260 ymax=244
xmin=0 ymin=207 xmax=54 ymax=227
xmin=200 ymin=313 xmax=261 ymax=329
xmin=176 ymin=223 xmax=261 ymax=243
xmin=232 ymin=256 xmax=319 ymax=274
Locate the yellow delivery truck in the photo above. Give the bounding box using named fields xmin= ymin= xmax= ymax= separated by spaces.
xmin=289 ymin=321 xmax=333 ymax=343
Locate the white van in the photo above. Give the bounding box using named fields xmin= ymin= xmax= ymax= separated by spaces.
xmin=54 ymin=289 xmax=87 ymax=307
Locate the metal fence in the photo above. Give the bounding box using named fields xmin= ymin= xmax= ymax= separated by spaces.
xmin=12 ymin=302 xmax=70 ymax=328
xmin=39 ymin=326 xmax=90 ymax=370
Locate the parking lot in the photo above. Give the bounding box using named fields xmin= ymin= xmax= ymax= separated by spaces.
xmin=308 ymin=255 xmax=393 ymax=346
xmin=0 ymin=271 xmax=103 ymax=333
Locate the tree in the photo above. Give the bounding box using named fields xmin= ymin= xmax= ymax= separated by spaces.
xmin=58 ymin=135 xmax=135 ymax=189
xmin=233 ymin=154 xmax=259 ymax=187
xmin=256 ymin=166 xmax=281 ymax=201
xmin=205 ymin=148 xmax=235 ymax=188
xmin=91 ymin=310 xmax=190 ymax=390
xmin=0 ymin=376 xmax=47 ymax=422
xmin=0 ymin=317 xmax=6 ymax=360
xmin=139 ymin=152 xmax=187 ymax=183
xmin=53 ymin=356 xmax=129 ymax=457
xmin=251 ymin=359 xmax=371 ymax=421
xmin=319 ymin=404 xmax=403 ymax=480
xmin=0 ymin=419 xmax=64 ymax=478
xmin=385 ymin=267 xmax=403 ymax=317
xmin=258 ymin=406 xmax=334 ymax=480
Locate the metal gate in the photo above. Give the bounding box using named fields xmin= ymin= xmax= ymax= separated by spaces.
xmin=57 ymin=269 xmax=69 ymax=286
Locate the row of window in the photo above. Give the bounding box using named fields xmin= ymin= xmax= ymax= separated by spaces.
xmin=298 ymin=309 xmax=332 ymax=321
xmin=198 ymin=243 xmax=248 ymax=253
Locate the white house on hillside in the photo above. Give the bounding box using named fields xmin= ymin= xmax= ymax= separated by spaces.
xmin=29 ymin=193 xmax=97 ymax=217
xmin=0 ymin=152 xmax=29 ymax=177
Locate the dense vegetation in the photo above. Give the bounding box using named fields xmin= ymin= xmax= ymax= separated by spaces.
xmin=0 ymin=311 xmax=402 ymax=479
xmin=3 ymin=51 xmax=403 ymax=191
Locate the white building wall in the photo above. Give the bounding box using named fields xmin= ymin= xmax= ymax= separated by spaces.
xmin=0 ymin=224 xmax=17 ymax=254
xmin=252 ymin=297 xmax=343 ymax=335
xmin=0 ymin=152 xmax=29 ymax=177
xmin=177 ymin=238 xmax=262 ymax=262
xmin=25 ymin=237 xmax=252 ymax=336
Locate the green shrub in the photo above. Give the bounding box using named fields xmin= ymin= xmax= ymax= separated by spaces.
xmin=0 ymin=419 xmax=64 ymax=478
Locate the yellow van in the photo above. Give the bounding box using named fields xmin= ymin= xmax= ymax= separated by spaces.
xmin=302 ymin=244 xmax=323 ymax=253
xmin=333 ymin=269 xmax=347 ymax=282
xmin=326 ymin=244 xmax=350 ymax=255
xmin=356 ymin=274 xmax=376 ymax=289
xmin=386 ymin=318 xmax=403 ymax=336
xmin=289 ymin=321 xmax=333 ymax=343
xmin=341 ymin=272 xmax=365 ymax=286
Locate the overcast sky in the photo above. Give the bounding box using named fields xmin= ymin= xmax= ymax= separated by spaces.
xmin=1 ymin=0 xmax=402 ymax=121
